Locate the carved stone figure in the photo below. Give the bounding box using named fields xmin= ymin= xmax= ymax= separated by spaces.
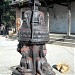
xmin=12 ymin=0 xmax=55 ymax=75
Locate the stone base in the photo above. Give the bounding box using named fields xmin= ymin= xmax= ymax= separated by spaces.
xmin=12 ymin=45 xmax=55 ymax=75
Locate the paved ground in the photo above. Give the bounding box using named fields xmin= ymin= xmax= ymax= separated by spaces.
xmin=0 ymin=35 xmax=75 ymax=75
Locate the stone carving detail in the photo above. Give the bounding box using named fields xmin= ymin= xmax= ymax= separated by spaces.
xmin=12 ymin=45 xmax=55 ymax=75
xmin=12 ymin=0 xmax=55 ymax=75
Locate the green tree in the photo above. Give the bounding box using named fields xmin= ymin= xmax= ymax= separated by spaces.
xmin=0 ymin=0 xmax=4 ymax=25
xmin=0 ymin=0 xmax=16 ymax=27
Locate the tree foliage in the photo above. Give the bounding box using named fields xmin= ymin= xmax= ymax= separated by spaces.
xmin=0 ymin=0 xmax=16 ymax=27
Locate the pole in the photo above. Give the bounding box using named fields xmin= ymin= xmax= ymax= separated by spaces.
xmin=67 ymin=1 xmax=71 ymax=36
xmin=67 ymin=10 xmax=71 ymax=36
xmin=47 ymin=12 xmax=50 ymax=32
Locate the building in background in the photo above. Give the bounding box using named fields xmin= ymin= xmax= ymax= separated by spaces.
xmin=10 ymin=0 xmax=75 ymax=35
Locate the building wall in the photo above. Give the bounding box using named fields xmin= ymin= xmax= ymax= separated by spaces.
xmin=40 ymin=2 xmax=75 ymax=34
xmin=48 ymin=2 xmax=75 ymax=34
xmin=20 ymin=2 xmax=75 ymax=34
xmin=49 ymin=5 xmax=68 ymax=33
xmin=71 ymin=2 xmax=75 ymax=33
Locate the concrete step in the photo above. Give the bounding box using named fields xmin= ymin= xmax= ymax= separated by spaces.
xmin=48 ymin=40 xmax=75 ymax=47
xmin=49 ymin=33 xmax=66 ymax=38
xmin=49 ymin=33 xmax=75 ymax=47
xmin=50 ymin=37 xmax=75 ymax=43
xmin=49 ymin=38 xmax=75 ymax=47
xmin=49 ymin=33 xmax=75 ymax=39
xmin=8 ymin=33 xmax=17 ymax=40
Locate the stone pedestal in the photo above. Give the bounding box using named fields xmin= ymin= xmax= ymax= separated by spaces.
xmin=12 ymin=45 xmax=55 ymax=75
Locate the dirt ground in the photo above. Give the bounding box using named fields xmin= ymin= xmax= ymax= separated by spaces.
xmin=0 ymin=35 xmax=75 ymax=75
